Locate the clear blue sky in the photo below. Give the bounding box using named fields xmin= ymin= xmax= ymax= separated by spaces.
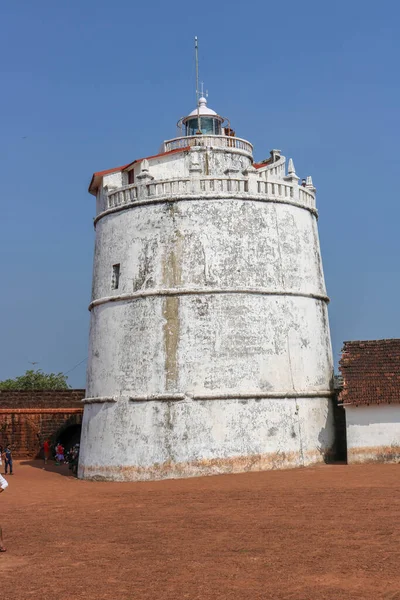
xmin=1 ymin=0 xmax=399 ymax=387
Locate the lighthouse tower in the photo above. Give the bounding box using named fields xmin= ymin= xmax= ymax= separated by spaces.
xmin=79 ymin=86 xmax=334 ymax=481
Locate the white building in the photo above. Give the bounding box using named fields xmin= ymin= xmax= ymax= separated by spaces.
xmin=79 ymin=93 xmax=335 ymax=481
xmin=340 ymin=339 xmax=400 ymax=463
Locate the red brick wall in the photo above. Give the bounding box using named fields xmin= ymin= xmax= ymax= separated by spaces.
xmin=0 ymin=390 xmax=85 ymax=458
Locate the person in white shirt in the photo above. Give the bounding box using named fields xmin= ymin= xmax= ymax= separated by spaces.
xmin=0 ymin=473 xmax=8 ymax=552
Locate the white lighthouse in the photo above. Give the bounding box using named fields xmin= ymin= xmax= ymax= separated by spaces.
xmin=79 ymin=63 xmax=334 ymax=480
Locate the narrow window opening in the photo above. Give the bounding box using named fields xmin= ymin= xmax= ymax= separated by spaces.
xmin=112 ymin=264 xmax=120 ymax=290
xmin=128 ymin=169 xmax=135 ymax=185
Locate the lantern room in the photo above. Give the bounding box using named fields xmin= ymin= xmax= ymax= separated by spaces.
xmin=181 ymin=96 xmax=225 ymax=136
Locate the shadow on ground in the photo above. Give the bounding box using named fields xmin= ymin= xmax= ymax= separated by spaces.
xmin=19 ymin=459 xmax=76 ymax=477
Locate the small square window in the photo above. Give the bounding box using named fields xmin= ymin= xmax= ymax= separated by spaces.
xmin=112 ymin=264 xmax=120 ymax=290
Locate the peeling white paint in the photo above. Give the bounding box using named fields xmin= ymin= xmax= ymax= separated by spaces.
xmin=80 ymin=396 xmax=334 ymax=481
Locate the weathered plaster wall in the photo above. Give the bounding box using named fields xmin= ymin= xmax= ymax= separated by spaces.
xmin=86 ymin=295 xmax=331 ymax=399
xmin=80 ymin=396 xmax=334 ymax=481
xmin=91 ymin=200 xmax=326 ymax=301
xmin=345 ymin=404 xmax=400 ymax=463
xmin=81 ymin=143 xmax=334 ymax=481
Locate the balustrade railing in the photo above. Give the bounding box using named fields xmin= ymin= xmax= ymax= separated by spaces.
xmin=147 ymin=179 xmax=189 ymax=197
xmin=257 ymin=180 xmax=294 ymax=200
xmin=164 ymin=135 xmax=253 ymax=155
xmin=107 ymin=185 xmax=138 ymax=208
xmin=200 ymin=178 xmax=248 ymax=194
xmin=106 ymin=176 xmax=315 ymax=213
xmin=298 ymin=187 xmax=315 ymax=209
xmin=258 ymin=157 xmax=286 ymax=180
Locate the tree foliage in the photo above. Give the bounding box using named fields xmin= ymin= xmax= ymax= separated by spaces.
xmin=0 ymin=369 xmax=70 ymax=390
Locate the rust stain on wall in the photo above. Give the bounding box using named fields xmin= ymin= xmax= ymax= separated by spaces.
xmin=163 ymin=297 xmax=180 ymax=390
xmin=162 ymin=214 xmax=182 ymax=391
xmin=80 ymin=448 xmax=328 ymax=482
xmin=348 ymin=445 xmax=400 ymax=464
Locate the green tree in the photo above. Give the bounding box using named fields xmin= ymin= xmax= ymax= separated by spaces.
xmin=0 ymin=369 xmax=70 ymax=390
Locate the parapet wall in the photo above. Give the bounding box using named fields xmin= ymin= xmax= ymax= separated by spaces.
xmin=0 ymin=389 xmax=85 ymax=409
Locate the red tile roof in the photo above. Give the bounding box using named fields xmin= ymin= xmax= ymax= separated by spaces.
xmin=88 ymin=147 xmax=190 ymax=195
xmin=339 ymin=339 xmax=400 ymax=406
xmin=253 ymin=159 xmax=273 ymax=169
xmin=88 ymin=165 xmax=129 ymax=196
xmin=92 ymin=165 xmax=130 ymax=178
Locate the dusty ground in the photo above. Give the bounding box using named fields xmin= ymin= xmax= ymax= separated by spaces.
xmin=1 ymin=461 xmax=400 ymax=600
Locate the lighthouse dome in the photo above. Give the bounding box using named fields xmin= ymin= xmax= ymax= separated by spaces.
xmin=187 ymin=97 xmax=218 ymax=117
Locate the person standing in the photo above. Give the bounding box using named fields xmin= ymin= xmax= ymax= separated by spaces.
xmin=43 ymin=439 xmax=50 ymax=465
xmin=4 ymin=446 xmax=13 ymax=475
xmin=0 ymin=473 xmax=8 ymax=552
xmin=55 ymin=442 xmax=64 ymax=465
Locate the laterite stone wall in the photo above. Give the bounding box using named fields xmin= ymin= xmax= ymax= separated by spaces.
xmin=0 ymin=390 xmax=85 ymax=458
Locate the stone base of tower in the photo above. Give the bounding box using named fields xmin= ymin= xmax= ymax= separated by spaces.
xmin=78 ymin=396 xmax=334 ymax=481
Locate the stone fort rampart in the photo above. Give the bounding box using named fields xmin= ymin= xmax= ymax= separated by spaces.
xmin=0 ymin=390 xmax=84 ymax=458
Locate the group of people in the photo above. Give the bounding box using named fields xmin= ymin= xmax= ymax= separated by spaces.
xmin=65 ymin=444 xmax=80 ymax=475
xmin=43 ymin=440 xmax=65 ymax=465
xmin=0 ymin=440 xmax=80 ymax=474
xmin=0 ymin=446 xmax=13 ymax=475
xmin=43 ymin=440 xmax=80 ymax=474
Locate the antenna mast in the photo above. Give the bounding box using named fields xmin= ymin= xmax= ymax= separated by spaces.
xmin=195 ymin=36 xmax=201 ymax=134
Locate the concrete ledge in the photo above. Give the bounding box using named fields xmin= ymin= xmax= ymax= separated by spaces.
xmin=79 ymin=448 xmax=332 ymax=482
xmin=192 ymin=391 xmax=333 ymax=400
xmin=129 ymin=394 xmax=186 ymax=402
xmin=128 ymin=391 xmax=333 ymax=402
xmin=89 ymin=288 xmax=330 ymax=311
xmin=82 ymin=397 xmax=118 ymax=405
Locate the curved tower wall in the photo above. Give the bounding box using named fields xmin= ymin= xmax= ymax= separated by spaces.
xmin=80 ymin=143 xmax=334 ymax=481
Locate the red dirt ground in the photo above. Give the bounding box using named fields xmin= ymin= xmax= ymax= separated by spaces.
xmin=1 ymin=461 xmax=400 ymax=600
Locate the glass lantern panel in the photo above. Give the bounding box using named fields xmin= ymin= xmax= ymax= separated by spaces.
xmin=185 ymin=117 xmax=222 ymax=136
